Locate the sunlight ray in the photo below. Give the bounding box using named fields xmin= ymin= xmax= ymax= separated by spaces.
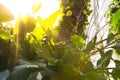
xmin=0 ymin=0 xmax=60 ymax=19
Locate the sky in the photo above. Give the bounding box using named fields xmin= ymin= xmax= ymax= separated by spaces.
xmin=0 ymin=0 xmax=60 ymax=19
xmin=87 ymin=0 xmax=112 ymax=40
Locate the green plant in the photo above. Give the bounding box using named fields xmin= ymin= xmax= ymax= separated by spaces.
xmin=0 ymin=4 xmax=16 ymax=71
xmin=0 ymin=0 xmax=120 ymax=80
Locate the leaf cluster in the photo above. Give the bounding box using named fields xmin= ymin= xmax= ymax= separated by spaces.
xmin=0 ymin=1 xmax=120 ymax=80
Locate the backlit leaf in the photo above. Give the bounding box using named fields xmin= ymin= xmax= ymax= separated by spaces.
xmin=33 ymin=10 xmax=61 ymax=40
xmin=71 ymin=35 xmax=85 ymax=48
xmin=39 ymin=10 xmax=61 ymax=30
xmin=112 ymin=9 xmax=120 ymax=32
xmin=32 ymin=3 xmax=42 ymax=13
xmin=0 ymin=30 xmax=11 ymax=40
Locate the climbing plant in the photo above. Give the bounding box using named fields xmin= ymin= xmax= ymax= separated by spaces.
xmin=55 ymin=0 xmax=91 ymax=42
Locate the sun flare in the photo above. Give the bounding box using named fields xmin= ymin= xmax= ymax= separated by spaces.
xmin=0 ymin=0 xmax=60 ymax=19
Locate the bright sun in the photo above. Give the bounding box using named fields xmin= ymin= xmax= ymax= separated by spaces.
xmin=0 ymin=0 xmax=60 ymax=19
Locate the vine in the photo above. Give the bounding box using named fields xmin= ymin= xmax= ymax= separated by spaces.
xmin=56 ymin=0 xmax=91 ymax=42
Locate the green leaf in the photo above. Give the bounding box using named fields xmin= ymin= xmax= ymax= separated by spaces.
xmin=39 ymin=10 xmax=60 ymax=29
xmin=86 ymin=72 xmax=106 ymax=80
xmin=6 ymin=65 xmax=39 ymax=80
xmin=33 ymin=10 xmax=60 ymax=40
xmin=28 ymin=72 xmax=42 ymax=80
xmin=28 ymin=72 xmax=38 ymax=80
xmin=114 ymin=60 xmax=120 ymax=69
xmin=112 ymin=9 xmax=120 ymax=32
xmin=32 ymin=3 xmax=42 ymax=13
xmin=113 ymin=42 xmax=120 ymax=55
xmin=71 ymin=35 xmax=85 ymax=48
xmin=84 ymin=40 xmax=94 ymax=53
xmin=97 ymin=50 xmax=112 ymax=68
xmin=82 ymin=61 xmax=94 ymax=73
xmin=59 ymin=45 xmax=80 ymax=64
xmin=0 ymin=30 xmax=11 ymax=40
xmin=53 ymin=64 xmax=81 ymax=80
xmin=0 ymin=70 xmax=10 ymax=80
xmin=107 ymin=33 xmax=115 ymax=44
xmin=17 ymin=58 xmax=46 ymax=67
xmin=111 ymin=61 xmax=120 ymax=80
xmin=0 ymin=3 xmax=14 ymax=22
xmin=84 ymin=35 xmax=96 ymax=53
xmin=8 ymin=58 xmax=47 ymax=79
xmin=36 ymin=46 xmax=56 ymax=66
xmin=21 ymin=39 xmax=39 ymax=60
xmin=111 ymin=60 xmax=120 ymax=79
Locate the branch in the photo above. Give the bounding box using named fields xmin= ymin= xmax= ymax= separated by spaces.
xmin=96 ymin=33 xmax=120 ymax=44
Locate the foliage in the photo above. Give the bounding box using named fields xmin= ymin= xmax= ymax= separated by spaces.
xmin=106 ymin=0 xmax=120 ymax=79
xmin=0 ymin=23 xmax=16 ymax=71
xmin=0 ymin=0 xmax=120 ymax=80
xmin=112 ymin=9 xmax=120 ymax=32
xmin=107 ymin=0 xmax=120 ymax=58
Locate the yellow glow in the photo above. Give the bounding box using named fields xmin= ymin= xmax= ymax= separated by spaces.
xmin=0 ymin=0 xmax=60 ymax=19
xmin=35 ymin=0 xmax=60 ymax=19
